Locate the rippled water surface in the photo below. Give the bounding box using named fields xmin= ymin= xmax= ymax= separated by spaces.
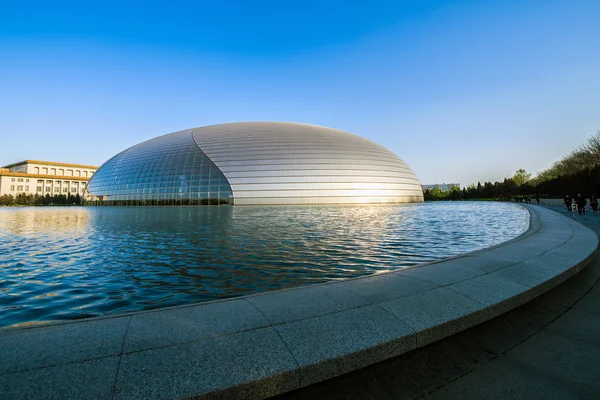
xmin=0 ymin=202 xmax=529 ymax=327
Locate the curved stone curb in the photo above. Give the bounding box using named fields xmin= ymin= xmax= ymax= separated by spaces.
xmin=0 ymin=205 xmax=597 ymax=400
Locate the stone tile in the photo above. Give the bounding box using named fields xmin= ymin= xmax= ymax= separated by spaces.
xmin=591 ymin=282 xmax=600 ymax=296
xmin=336 ymin=273 xmax=438 ymax=304
xmin=378 ymin=287 xmax=486 ymax=346
xmin=425 ymin=357 xmax=587 ymax=400
xmin=114 ymin=327 xmax=299 ymax=400
xmin=0 ymin=317 xmax=130 ymax=374
xmin=397 ymin=262 xmax=484 ymax=286
xmin=274 ymin=305 xmax=415 ymax=386
xmin=436 ymin=255 xmax=515 ymax=274
xmin=573 ymin=292 xmax=600 ymax=315
xmin=448 ymin=273 xmax=531 ymax=314
xmin=503 ymin=329 xmax=600 ymax=396
xmin=246 ymin=284 xmax=368 ymax=325
xmin=470 ymin=242 xmax=553 ymax=263
xmin=553 ymin=242 xmax=598 ymax=264
xmin=0 ymin=356 xmax=119 ymax=400
xmin=546 ymin=308 xmax=600 ymax=346
xmin=524 ymin=249 xmax=591 ymax=279
xmin=124 ymin=299 xmax=269 ymax=353
xmin=493 ymin=261 xmax=574 ymax=292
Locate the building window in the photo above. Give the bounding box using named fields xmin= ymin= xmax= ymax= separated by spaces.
xmin=17 ymin=185 xmax=23 ymax=191
xmin=42 ymin=168 xmax=48 ymax=174
xmin=71 ymin=187 xmax=77 ymax=192
xmin=51 ymin=168 xmax=56 ymax=175
xmin=63 ymin=188 xmax=68 ymax=193
xmin=75 ymin=170 xmax=81 ymax=177
xmin=59 ymin=169 xmax=64 ymax=176
xmin=25 ymin=186 xmax=29 ymax=191
xmin=11 ymin=178 xmax=15 ymax=182
xmin=45 ymin=187 xmax=51 ymax=192
xmin=54 ymin=187 xmax=59 ymax=192
xmin=17 ymin=178 xmax=23 ymax=182
xmin=10 ymin=185 xmax=15 ymax=191
xmin=37 ymin=187 xmax=42 ymax=192
xmin=34 ymin=167 xmax=39 ymax=174
xmin=26 ymin=179 xmax=29 ymax=182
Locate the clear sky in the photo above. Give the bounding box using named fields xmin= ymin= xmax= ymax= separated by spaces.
xmin=1 ymin=0 xmax=599 ymax=186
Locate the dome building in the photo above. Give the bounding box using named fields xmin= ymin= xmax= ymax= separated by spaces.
xmin=86 ymin=122 xmax=423 ymax=206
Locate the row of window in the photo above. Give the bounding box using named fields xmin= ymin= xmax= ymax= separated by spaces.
xmin=31 ymin=167 xmax=94 ymax=177
xmin=8 ymin=185 xmax=85 ymax=193
xmin=11 ymin=178 xmax=86 ymax=186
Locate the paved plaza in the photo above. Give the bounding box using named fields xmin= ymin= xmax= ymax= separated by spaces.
xmin=274 ymin=206 xmax=600 ymax=400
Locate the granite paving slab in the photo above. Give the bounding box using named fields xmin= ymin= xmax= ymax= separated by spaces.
xmin=274 ymin=305 xmax=415 ymax=386
xmin=397 ymin=263 xmax=484 ymax=286
xmin=447 ymin=273 xmax=532 ymax=315
xmin=114 ymin=327 xmax=299 ymax=400
xmin=545 ymin=308 xmax=600 ymax=346
xmin=572 ymin=292 xmax=600 ymax=315
xmin=0 ymin=356 xmax=119 ymax=400
xmin=0 ymin=316 xmax=130 ymax=374
xmin=246 ymin=283 xmax=369 ymax=325
xmin=378 ymin=287 xmax=486 ymax=346
xmin=123 ymin=299 xmax=269 ymax=353
xmin=335 ymin=273 xmax=439 ymax=304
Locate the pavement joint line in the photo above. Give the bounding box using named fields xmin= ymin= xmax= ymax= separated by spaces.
xmin=541 ymin=326 xmax=600 ymax=349
xmin=372 ymin=303 xmax=419 ymax=337
xmin=0 ymin=354 xmax=118 ymax=376
xmin=111 ymin=315 xmax=132 ymax=400
xmin=244 ymin=297 xmax=303 ymax=382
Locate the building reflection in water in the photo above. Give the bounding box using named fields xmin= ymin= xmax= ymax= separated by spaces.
xmin=0 ymin=203 xmax=529 ymax=327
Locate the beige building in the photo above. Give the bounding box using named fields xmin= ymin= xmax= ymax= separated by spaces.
xmin=0 ymin=160 xmax=98 ymax=197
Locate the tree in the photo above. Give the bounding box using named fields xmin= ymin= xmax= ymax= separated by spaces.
xmin=512 ymin=169 xmax=531 ymax=186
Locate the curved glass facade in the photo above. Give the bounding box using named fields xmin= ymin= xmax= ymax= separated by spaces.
xmin=193 ymin=122 xmax=423 ymax=205
xmin=87 ymin=122 xmax=424 ymax=206
xmin=86 ymin=130 xmax=233 ymax=206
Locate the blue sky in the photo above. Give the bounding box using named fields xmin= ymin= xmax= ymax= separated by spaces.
xmin=1 ymin=0 xmax=599 ymax=185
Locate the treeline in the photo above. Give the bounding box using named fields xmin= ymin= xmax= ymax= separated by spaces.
xmin=0 ymin=193 xmax=82 ymax=206
xmin=533 ymin=131 xmax=600 ymax=184
xmin=426 ymin=131 xmax=600 ymax=201
xmin=535 ymin=164 xmax=600 ymax=198
xmin=532 ymin=131 xmax=600 ymax=197
xmin=424 ymin=176 xmax=534 ymax=201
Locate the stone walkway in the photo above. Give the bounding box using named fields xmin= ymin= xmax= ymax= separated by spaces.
xmin=274 ymin=206 xmax=600 ymax=400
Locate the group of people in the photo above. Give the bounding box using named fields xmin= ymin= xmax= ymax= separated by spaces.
xmin=564 ymin=193 xmax=598 ymax=220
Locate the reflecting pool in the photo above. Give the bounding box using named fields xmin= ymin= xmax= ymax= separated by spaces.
xmin=0 ymin=202 xmax=529 ymax=327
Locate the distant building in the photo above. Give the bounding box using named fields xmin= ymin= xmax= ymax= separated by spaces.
xmin=0 ymin=160 xmax=98 ymax=197
xmin=422 ymin=183 xmax=461 ymax=192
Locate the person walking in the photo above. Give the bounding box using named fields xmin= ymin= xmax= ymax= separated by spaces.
xmin=590 ymin=193 xmax=598 ymax=214
xmin=575 ymin=193 xmax=587 ymax=219
xmin=564 ymin=194 xmax=571 ymax=211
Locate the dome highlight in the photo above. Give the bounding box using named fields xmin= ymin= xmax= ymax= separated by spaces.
xmin=87 ymin=122 xmax=423 ymax=205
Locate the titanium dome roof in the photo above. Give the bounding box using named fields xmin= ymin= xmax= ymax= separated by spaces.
xmin=87 ymin=122 xmax=424 ymax=205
